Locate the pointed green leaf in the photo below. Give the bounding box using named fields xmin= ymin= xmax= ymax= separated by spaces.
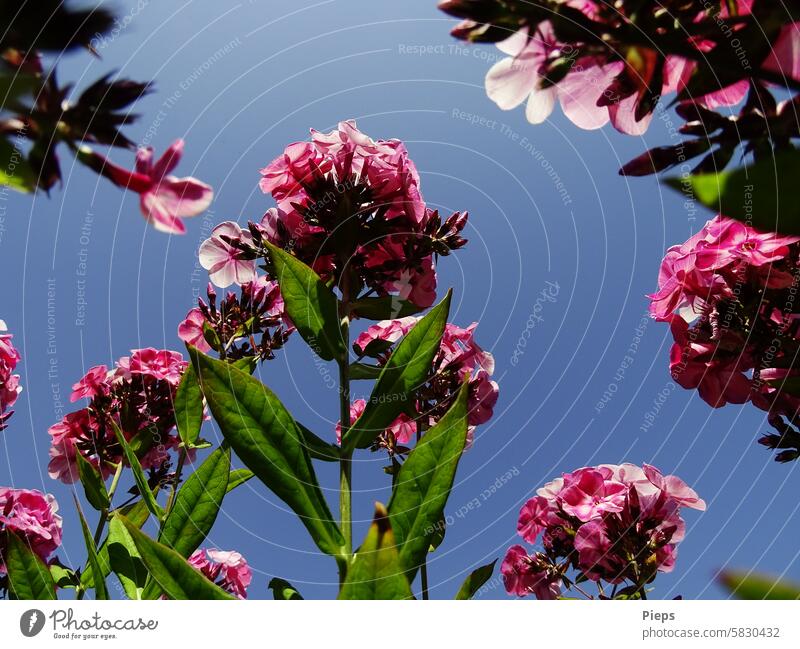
xmin=81 ymin=497 xmax=152 ymax=589
xmin=189 ymin=347 xmax=344 ymax=556
xmin=107 ymin=517 xmax=148 ymax=600
xmin=5 ymin=533 xmax=56 ymax=600
xmin=350 ymin=296 xmax=425 ymax=320
xmin=75 ymin=452 xmax=110 ymax=511
xmin=0 ymin=137 xmax=37 ymax=193
xmin=665 ymin=150 xmax=800 ymax=235
xmin=338 ymin=504 xmax=413 ymax=600
xmin=160 ymin=446 xmax=230 ymax=556
xmin=297 ymin=421 xmax=340 ymax=462
xmin=50 ymin=563 xmax=79 ymax=590
xmin=455 ymin=560 xmax=496 ymax=599
xmin=115 ymin=515 xmax=234 ymax=600
xmin=266 ymin=241 xmax=345 ymax=361
xmin=268 ymin=577 xmax=304 ymax=600
xmin=720 ymin=570 xmax=800 ymax=600
xmin=388 ymin=382 xmax=468 ymax=579
xmin=111 ymin=420 xmax=164 ymax=521
xmin=141 ymin=447 xmax=231 ymax=600
xmin=349 ymin=362 xmax=383 ymax=380
xmin=75 ymin=497 xmax=108 ymax=600
xmin=174 ymin=362 xmax=205 ymax=447
xmin=226 ymin=468 xmax=254 ymax=492
xmin=344 ymin=291 xmax=451 ymax=451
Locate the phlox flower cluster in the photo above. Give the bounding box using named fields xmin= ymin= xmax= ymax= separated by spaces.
xmin=47 ymin=348 xmax=188 ymax=483
xmin=188 ymin=548 xmax=252 ymax=599
xmin=649 ymin=215 xmax=800 ymax=461
xmin=343 ymin=318 xmax=499 ymax=452
xmin=0 ymin=320 xmax=22 ymax=430
xmin=178 ymin=277 xmax=294 ymax=361
xmin=502 ymin=464 xmax=704 ymax=599
xmin=0 ymin=488 xmax=62 ymax=575
xmin=197 ymin=121 xmax=468 ymax=309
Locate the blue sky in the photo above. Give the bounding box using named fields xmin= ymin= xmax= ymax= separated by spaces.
xmin=2 ymin=0 xmax=798 ymax=600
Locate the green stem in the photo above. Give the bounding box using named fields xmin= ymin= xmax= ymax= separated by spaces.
xmin=416 ymin=421 xmax=430 ymax=600
xmin=338 ymin=277 xmax=353 ymax=587
xmin=165 ymin=447 xmax=187 ymax=516
xmin=78 ymin=462 xmax=123 ymax=599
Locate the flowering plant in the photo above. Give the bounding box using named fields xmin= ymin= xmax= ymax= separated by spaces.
xmin=0 ymin=123 xmax=508 ymax=601
xmin=650 ymin=215 xmax=800 ymax=462
xmin=503 ymin=463 xmax=704 ymax=599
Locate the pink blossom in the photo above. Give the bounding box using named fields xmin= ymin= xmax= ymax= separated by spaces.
xmin=468 ymin=369 xmax=499 ymax=426
xmin=89 ymin=140 xmax=213 ymax=234
xmin=114 ymin=348 xmax=187 ymax=386
xmin=517 ymin=496 xmax=558 ymax=544
xmin=0 ymin=488 xmax=62 ymax=573
xmin=199 ymin=222 xmax=257 ymax=288
xmin=501 ymin=545 xmax=561 ymax=599
xmin=178 ymin=308 xmax=212 ymax=353
xmin=558 ymin=468 xmax=627 ymax=522
xmin=485 ymin=23 xmax=617 ymax=130
xmin=642 ymin=464 xmax=706 ymax=511
xmin=668 ymin=316 xmax=752 ymax=408
xmin=70 ymin=365 xmax=110 ymax=402
xmin=438 ymin=322 xmax=495 ymax=375
xmin=0 ymin=320 xmax=22 ymax=428
xmin=353 ymin=317 xmax=418 ymax=357
xmin=574 ymin=519 xmax=625 ymax=582
xmin=334 ymin=399 xmax=416 ymax=445
xmin=188 ymin=548 xmax=252 ymax=599
xmin=647 ymin=216 xmax=798 ymax=321
xmin=763 ymin=23 xmax=800 ymax=83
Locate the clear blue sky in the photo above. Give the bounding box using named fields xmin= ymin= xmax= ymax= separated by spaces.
xmin=2 ymin=0 xmax=798 ymax=600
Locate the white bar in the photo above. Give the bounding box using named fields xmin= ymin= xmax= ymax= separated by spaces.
xmin=0 ymin=600 xmax=797 ymax=647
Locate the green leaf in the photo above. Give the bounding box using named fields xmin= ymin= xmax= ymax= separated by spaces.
xmin=297 ymin=421 xmax=340 ymax=462
xmin=115 ymin=515 xmax=234 ymax=600
xmin=268 ymin=577 xmax=304 ymax=600
xmin=231 ymin=356 xmax=258 ymax=374
xmin=174 ymin=363 xmax=205 ymax=448
xmin=74 ymin=497 xmax=108 ymax=600
xmin=5 ymin=532 xmax=57 ymax=600
xmin=81 ymin=497 xmax=152 ymax=590
xmin=720 ymin=570 xmax=800 ymax=600
xmin=75 ymin=452 xmax=110 ymax=511
xmin=388 ymin=382 xmax=468 ymax=579
xmin=343 ymin=290 xmax=451 ymax=451
xmin=189 ymin=346 xmax=344 ymax=556
xmin=665 ymin=150 xmax=800 ymax=235
xmin=227 ymin=468 xmax=255 ymax=492
xmin=350 ymin=296 xmax=425 ymax=320
xmin=455 ymin=560 xmax=496 ymax=600
xmin=265 ymin=241 xmax=345 ymax=362
xmin=50 ymin=563 xmax=79 ymax=590
xmin=160 ymin=447 xmax=230 ymax=556
xmin=349 ymin=362 xmax=383 ymax=380
xmin=141 ymin=447 xmax=231 ymax=600
xmin=0 ymin=137 xmax=36 ymax=193
xmin=338 ymin=504 xmax=413 ymax=600
xmin=111 ymin=420 xmax=165 ymax=522
xmin=107 ymin=517 xmax=148 ymax=600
